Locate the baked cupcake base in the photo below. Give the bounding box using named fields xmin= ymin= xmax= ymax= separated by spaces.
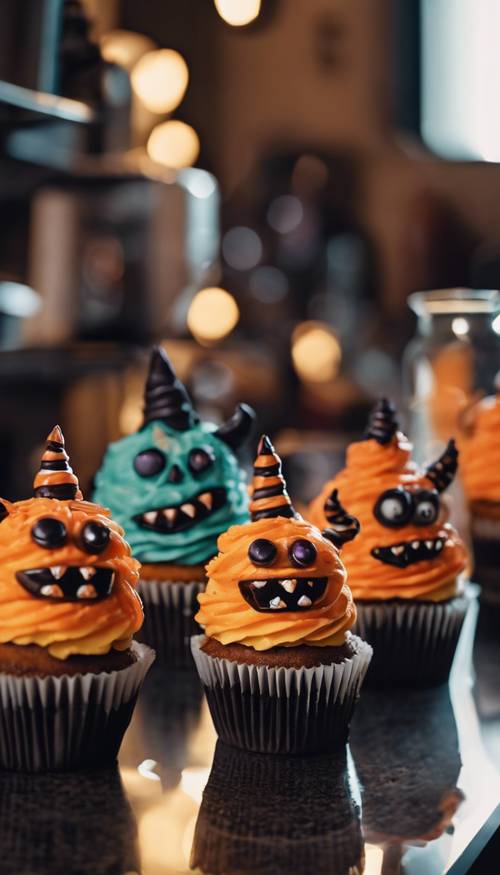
xmin=191 ymin=633 xmax=372 ymax=755
xmin=352 ymin=589 xmax=474 ymax=687
xmin=137 ymin=563 xmax=206 ymax=666
xmin=0 ymin=641 xmax=154 ymax=772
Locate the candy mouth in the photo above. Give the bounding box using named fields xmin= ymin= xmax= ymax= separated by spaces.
xmin=238 ymin=576 xmax=328 ymax=612
xmin=16 ymin=567 xmax=115 ymax=601
xmin=371 ymin=536 xmax=446 ymax=568
xmin=134 ymin=487 xmax=226 ymax=534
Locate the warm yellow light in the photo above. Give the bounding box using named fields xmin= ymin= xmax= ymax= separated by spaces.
xmin=131 ymin=49 xmax=189 ymax=113
xmin=214 ymin=0 xmax=262 ymax=26
xmin=187 ymin=287 xmax=239 ymax=344
xmin=147 ymin=120 xmax=200 ymax=169
xmin=100 ymin=30 xmax=155 ymax=70
xmin=291 ymin=321 xmax=342 ymax=383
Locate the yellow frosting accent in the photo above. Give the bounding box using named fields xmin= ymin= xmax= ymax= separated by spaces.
xmin=460 ymin=393 xmax=500 ymax=503
xmin=308 ymin=432 xmax=468 ymax=602
xmin=196 ymin=515 xmax=356 ymax=650
xmin=0 ymin=497 xmax=143 ymax=659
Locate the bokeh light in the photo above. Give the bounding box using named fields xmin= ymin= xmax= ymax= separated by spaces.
xmin=187 ymin=287 xmax=240 ymax=344
xmin=131 ymin=49 xmax=189 ymax=113
xmin=451 ymin=316 xmax=470 ymax=337
xmin=147 ymin=121 xmax=200 ymax=169
xmin=291 ymin=321 xmax=342 ymax=383
xmin=100 ymin=30 xmax=155 ymax=70
xmin=214 ymin=0 xmax=262 ymax=26
xmin=222 ymin=226 xmax=262 ymax=271
xmin=249 ymin=265 xmax=289 ymax=303
xmin=267 ymin=195 xmax=304 ymax=234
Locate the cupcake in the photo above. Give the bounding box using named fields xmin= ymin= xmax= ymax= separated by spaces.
xmin=459 ymin=380 xmax=500 ymax=602
xmin=191 ymin=741 xmax=364 ymax=875
xmin=191 ymin=435 xmax=372 ymax=755
xmin=0 ymin=426 xmax=154 ymax=772
xmin=94 ymin=346 xmax=254 ymax=664
xmin=309 ymin=399 xmax=471 ymax=687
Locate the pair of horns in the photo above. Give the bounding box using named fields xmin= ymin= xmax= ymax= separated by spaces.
xmin=251 ymin=436 xmax=359 ymax=549
xmin=143 ymin=347 xmax=254 ymax=450
xmin=33 ymin=426 xmax=82 ymax=501
xmin=366 ymin=398 xmax=458 ymax=492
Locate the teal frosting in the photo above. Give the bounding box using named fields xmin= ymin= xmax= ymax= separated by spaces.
xmin=93 ymin=420 xmax=249 ymax=566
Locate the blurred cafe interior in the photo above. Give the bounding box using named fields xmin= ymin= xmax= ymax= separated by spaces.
xmin=1 ymin=3 xmax=500 ymax=875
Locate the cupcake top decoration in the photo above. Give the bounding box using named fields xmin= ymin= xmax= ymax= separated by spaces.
xmin=0 ymin=427 xmax=142 ymax=659
xmin=308 ymin=399 xmax=468 ymax=602
xmin=196 ymin=435 xmax=359 ymax=650
xmin=93 ymin=347 xmax=255 ymax=566
xmin=459 ymin=374 xmax=500 ymax=504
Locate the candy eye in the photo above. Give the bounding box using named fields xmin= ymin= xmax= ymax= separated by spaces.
xmin=133 ymin=449 xmax=166 ymax=478
xmin=248 ymin=538 xmax=277 ymax=566
xmin=80 ymin=521 xmax=111 ymax=554
xmin=289 ymin=539 xmax=317 ymax=568
xmin=188 ymin=446 xmax=215 ymax=475
xmin=413 ymin=491 xmax=439 ymax=526
xmin=31 ymin=517 xmax=67 ymax=549
xmin=374 ymin=488 xmax=413 ymax=528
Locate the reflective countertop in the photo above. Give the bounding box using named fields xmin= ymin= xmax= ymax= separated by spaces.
xmin=0 ymin=597 xmax=499 ymax=875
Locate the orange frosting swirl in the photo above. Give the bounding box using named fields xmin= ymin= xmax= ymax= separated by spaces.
xmin=308 ymin=432 xmax=467 ymax=602
xmin=0 ymin=497 xmax=143 ymax=659
xmin=196 ymin=515 xmax=356 ymax=650
xmin=460 ymin=392 xmax=500 ymax=503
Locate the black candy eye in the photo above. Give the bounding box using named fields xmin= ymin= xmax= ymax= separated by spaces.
xmin=248 ymin=538 xmax=277 ymax=566
xmin=188 ymin=446 xmax=215 ymax=475
xmin=374 ymin=488 xmax=413 ymax=528
xmin=133 ymin=449 xmax=166 ymax=478
xmin=289 ymin=539 xmax=317 ymax=568
xmin=31 ymin=517 xmax=67 ymax=549
xmin=413 ymin=490 xmax=439 ymax=526
xmin=80 ymin=521 xmax=111 ymax=554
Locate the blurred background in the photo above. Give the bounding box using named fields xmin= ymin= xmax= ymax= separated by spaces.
xmin=1 ymin=0 xmax=500 ymax=501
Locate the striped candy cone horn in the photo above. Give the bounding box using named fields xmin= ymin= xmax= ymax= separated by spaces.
xmin=365 ymin=398 xmax=399 ymax=446
xmin=143 ymin=346 xmax=199 ymax=432
xmin=34 ymin=426 xmax=83 ymax=500
xmin=249 ymin=435 xmax=296 ymax=521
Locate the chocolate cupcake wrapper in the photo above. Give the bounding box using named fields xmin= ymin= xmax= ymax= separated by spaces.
xmin=352 ymin=590 xmax=474 ymax=687
xmin=137 ymin=578 xmax=205 ymax=666
xmin=190 ymin=634 xmax=372 ymax=755
xmin=0 ymin=641 xmax=155 ymax=772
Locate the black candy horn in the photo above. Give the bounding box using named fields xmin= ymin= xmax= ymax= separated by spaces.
xmin=213 ymin=403 xmax=255 ymax=451
xmin=426 ymin=439 xmax=458 ymax=493
xmin=322 ymin=489 xmax=360 ymax=549
xmin=365 ymin=398 xmax=399 ymax=446
xmin=142 ymin=346 xmax=199 ymax=432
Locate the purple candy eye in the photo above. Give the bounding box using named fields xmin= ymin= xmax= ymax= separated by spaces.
xmin=80 ymin=521 xmax=110 ymax=554
xmin=248 ymin=538 xmax=277 ymax=566
xmin=289 ymin=539 xmax=317 ymax=568
xmin=133 ymin=449 xmax=166 ymax=478
xmin=188 ymin=446 xmax=215 ymax=475
xmin=32 ymin=517 xmax=67 ymax=549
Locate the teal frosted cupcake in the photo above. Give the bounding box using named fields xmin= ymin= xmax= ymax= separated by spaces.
xmin=94 ymin=347 xmax=254 ymax=664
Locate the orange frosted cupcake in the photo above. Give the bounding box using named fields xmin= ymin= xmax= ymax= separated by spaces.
xmin=0 ymin=427 xmax=154 ymax=771
xmin=309 ymin=399 xmax=470 ymax=686
xmin=459 ymin=380 xmax=500 ymax=600
xmin=191 ymin=435 xmax=372 ymax=754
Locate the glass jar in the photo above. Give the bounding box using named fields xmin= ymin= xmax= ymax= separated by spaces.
xmin=403 ymin=288 xmax=500 ymax=463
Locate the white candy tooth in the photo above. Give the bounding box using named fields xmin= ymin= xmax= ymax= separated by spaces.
xmin=435 ymin=540 xmax=443 ymax=551
xmin=252 ymin=580 xmax=267 ymax=589
xmin=181 ymin=503 xmax=197 ymax=519
xmin=269 ymin=596 xmax=286 ymax=609
xmin=199 ymin=492 xmax=213 ymax=510
xmin=281 ymin=579 xmax=297 ymax=593
xmin=298 ymin=595 xmax=312 ymax=607
xmin=77 ymin=584 xmax=97 ymax=599
xmin=425 ymin=541 xmax=433 ymax=550
xmin=307 ymin=580 xmax=315 ymax=587
xmin=51 ymin=566 xmax=65 ymax=580
xmin=163 ymin=508 xmax=177 ymax=523
xmin=391 ymin=546 xmax=404 ymax=556
xmin=80 ymin=567 xmax=96 ymax=580
xmin=41 ymin=583 xmax=63 ymax=597
xmin=143 ymin=511 xmax=157 ymax=525
xmin=412 ymin=541 xmax=420 ymax=550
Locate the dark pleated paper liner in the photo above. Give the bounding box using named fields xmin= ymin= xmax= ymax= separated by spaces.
xmin=136 ymin=578 xmax=206 ymax=666
xmin=191 ymin=741 xmax=364 ymax=875
xmin=0 ymin=641 xmax=155 ymax=772
xmin=352 ymin=587 xmax=475 ymax=688
xmin=191 ymin=634 xmax=372 ymax=755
